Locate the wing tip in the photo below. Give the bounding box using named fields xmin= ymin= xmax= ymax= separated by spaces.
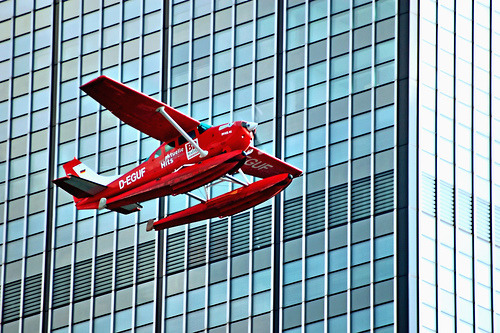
xmin=80 ymin=75 xmax=115 ymax=92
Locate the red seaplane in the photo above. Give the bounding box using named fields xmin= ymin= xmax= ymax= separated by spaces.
xmin=53 ymin=76 xmax=302 ymax=231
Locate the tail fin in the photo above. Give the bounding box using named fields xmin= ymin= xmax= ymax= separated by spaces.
xmin=62 ymin=158 xmax=116 ymax=185
xmin=53 ymin=158 xmax=116 ymax=200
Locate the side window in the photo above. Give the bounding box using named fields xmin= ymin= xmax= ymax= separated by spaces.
xmin=178 ymin=130 xmax=196 ymax=145
xmin=165 ymin=141 xmax=175 ymax=153
xmin=153 ymin=147 xmax=163 ymax=159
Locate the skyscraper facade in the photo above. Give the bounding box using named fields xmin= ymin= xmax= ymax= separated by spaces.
xmin=0 ymin=0 xmax=497 ymax=332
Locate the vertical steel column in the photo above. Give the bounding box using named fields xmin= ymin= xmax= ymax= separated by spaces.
xmin=155 ymin=0 xmax=170 ymax=331
xmin=42 ymin=0 xmax=60 ymax=331
xmin=273 ymin=0 xmax=284 ymax=331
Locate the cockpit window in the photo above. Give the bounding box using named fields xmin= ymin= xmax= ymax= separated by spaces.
xmin=178 ymin=130 xmax=196 ymax=145
xmin=198 ymin=123 xmax=211 ymax=134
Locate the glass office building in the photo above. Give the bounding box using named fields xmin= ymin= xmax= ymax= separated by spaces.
xmin=0 ymin=0 xmax=498 ymax=332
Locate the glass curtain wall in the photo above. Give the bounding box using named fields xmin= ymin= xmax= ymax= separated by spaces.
xmin=417 ymin=0 xmax=499 ymax=331
xmin=0 ymin=0 xmax=56 ymax=332
xmin=281 ymin=0 xmax=397 ymax=331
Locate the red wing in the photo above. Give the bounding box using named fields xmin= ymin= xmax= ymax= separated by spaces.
xmin=241 ymin=147 xmax=303 ymax=178
xmin=81 ymin=75 xmax=199 ymax=143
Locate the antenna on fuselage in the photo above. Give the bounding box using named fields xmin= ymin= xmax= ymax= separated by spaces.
xmin=156 ymin=106 xmax=208 ymax=158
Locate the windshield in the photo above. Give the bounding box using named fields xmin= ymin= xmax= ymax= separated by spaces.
xmin=198 ymin=123 xmax=211 ymax=134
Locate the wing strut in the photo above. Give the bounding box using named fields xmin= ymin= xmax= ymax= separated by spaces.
xmin=156 ymin=106 xmax=208 ymax=157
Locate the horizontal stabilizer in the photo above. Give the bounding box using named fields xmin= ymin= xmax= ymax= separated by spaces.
xmin=110 ymin=203 xmax=142 ymax=215
xmin=53 ymin=175 xmax=107 ymax=199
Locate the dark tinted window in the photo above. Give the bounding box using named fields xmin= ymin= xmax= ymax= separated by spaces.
xmin=178 ymin=130 xmax=196 ymax=145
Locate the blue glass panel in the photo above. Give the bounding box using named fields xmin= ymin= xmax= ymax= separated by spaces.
xmin=328 ymin=315 xmax=347 ymax=332
xmin=309 ymin=0 xmax=327 ymax=21
xmin=330 ymin=76 xmax=349 ymax=100
xmin=353 ymin=47 xmax=372 ymax=71
xmin=351 ymin=263 xmax=370 ymax=287
xmin=375 ymin=302 xmax=394 ymax=327
xmin=73 ymin=321 xmax=89 ymax=333
xmin=352 ymin=134 xmax=371 ymax=158
xmin=256 ymin=78 xmax=274 ymax=102
xmin=214 ymin=29 xmax=231 ymax=52
xmin=234 ymin=86 xmax=252 ymax=109
xmin=252 ymin=291 xmax=271 ymax=315
xmin=376 ymin=0 xmax=395 ymax=20
xmin=63 ymin=18 xmax=80 ymax=40
xmin=331 ymin=12 xmax=350 ymax=35
xmin=83 ymin=11 xmax=100 ymax=34
xmin=103 ymin=4 xmax=120 ymax=27
xmin=213 ymin=93 xmax=230 ymax=115
xmin=123 ymin=59 xmax=140 ymax=82
xmin=376 ymin=39 xmax=395 ymax=64
xmin=257 ymin=36 xmax=274 ymax=59
xmin=166 ymin=293 xmax=183 ymax=317
xmin=284 ymin=260 xmax=302 ymax=284
xmin=214 ymin=50 xmax=232 ymax=73
xmin=308 ymin=126 xmax=326 ymax=150
xmin=93 ymin=315 xmax=111 ymax=332
xmin=354 ymin=4 xmax=372 ymax=28
xmin=287 ymin=5 xmax=305 ymax=29
xmin=287 ymin=26 xmax=305 ymax=50
xmin=351 ymin=241 xmax=370 ymax=265
xmin=209 ymin=281 xmax=227 ymax=305
xmin=306 ymin=275 xmax=324 ymax=300
xmin=351 ymin=308 xmax=370 ymax=332
xmin=309 ymin=19 xmax=327 ymax=43
xmin=124 ymin=0 xmax=141 ymax=20
xmin=329 ymin=247 xmax=347 ymax=271
xmin=374 ymin=256 xmax=393 ymax=282
xmin=258 ymin=15 xmax=274 ymax=38
xmin=374 ymin=234 xmax=393 ymax=259
xmin=284 ymin=282 xmax=302 ymax=306
xmin=287 ymin=68 xmax=305 ymax=93
xmin=352 ymin=112 xmax=371 ymax=136
xmin=236 ymin=22 xmax=253 ymax=45
xmin=375 ymin=127 xmax=394 ymax=151
xmin=375 ymin=105 xmax=394 ymax=129
xmin=329 ymin=141 xmax=348 ymax=165
xmin=352 ymin=69 xmax=371 ymax=93
xmin=330 ymin=120 xmax=348 ymax=143
xmin=76 ymin=218 xmax=93 ymax=241
xmin=328 ymin=270 xmax=347 ymax=294
xmin=171 ymin=43 xmax=189 ymax=66
xmin=253 ymin=269 xmax=271 ymax=293
xmin=306 ymin=253 xmax=324 ymax=278
xmin=231 ymin=275 xmax=249 ymax=299
xmin=235 ymin=43 xmax=253 ymax=66
xmin=173 ymin=2 xmax=191 ymax=24
xmin=114 ymin=308 xmax=132 ymax=332
xmin=285 ymin=133 xmax=304 ymax=157
xmin=143 ymin=53 xmax=160 ymax=76
xmin=165 ymin=316 xmax=182 ymax=332
xmin=103 ymin=25 xmax=120 ymax=47
xmin=308 ymin=83 xmax=326 ymax=107
xmin=375 ymin=61 xmax=394 ymax=86
xmin=332 ymin=0 xmax=349 ymax=13
xmin=308 ymin=62 xmax=327 ymax=86
xmin=28 ymin=212 xmax=45 ymax=235
xmin=7 ymin=219 xmax=23 ymax=241
xmin=231 ymin=297 xmax=248 ymax=321
xmin=208 ymin=303 xmax=227 ymax=327
xmin=307 ymin=148 xmax=325 ymax=172
xmin=14 ymin=34 xmax=31 ymax=56
xmin=188 ymin=288 xmax=205 ymax=311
